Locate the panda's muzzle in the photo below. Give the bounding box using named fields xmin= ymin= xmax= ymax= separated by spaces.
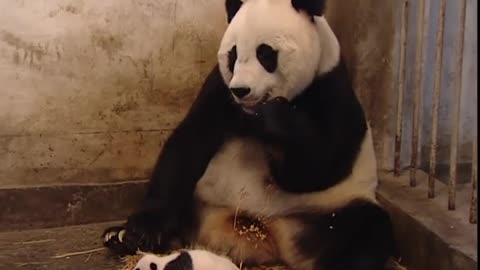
xmin=230 ymin=87 xmax=251 ymax=98
xmin=240 ymin=92 xmax=271 ymax=111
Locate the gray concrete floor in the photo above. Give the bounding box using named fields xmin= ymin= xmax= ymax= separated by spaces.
xmin=0 ymin=222 xmax=121 ymax=270
xmin=378 ymin=170 xmax=477 ymax=270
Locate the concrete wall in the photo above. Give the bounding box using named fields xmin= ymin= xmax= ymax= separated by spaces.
xmin=0 ymin=0 xmax=226 ymax=187
xmin=0 ymin=0 xmax=409 ymax=187
xmin=326 ymin=0 xmax=403 ymax=170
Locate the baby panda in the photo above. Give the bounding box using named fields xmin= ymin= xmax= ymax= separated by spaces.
xmin=104 ymin=0 xmax=396 ymax=269
xmin=134 ymin=251 xmax=239 ymax=270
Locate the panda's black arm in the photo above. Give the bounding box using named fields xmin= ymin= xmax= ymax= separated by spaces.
xmin=264 ymin=104 xmax=366 ymax=194
xmin=259 ymin=63 xmax=367 ymax=194
xmin=258 ymin=105 xmax=332 ymax=193
xmin=143 ymin=66 xmax=236 ymax=210
xmin=268 ymin=117 xmax=355 ymax=192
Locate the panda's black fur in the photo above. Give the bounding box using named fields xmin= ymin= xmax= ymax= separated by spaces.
xmin=104 ymin=0 xmax=396 ymax=269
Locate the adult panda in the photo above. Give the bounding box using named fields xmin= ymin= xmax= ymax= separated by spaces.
xmin=104 ymin=0 xmax=396 ymax=269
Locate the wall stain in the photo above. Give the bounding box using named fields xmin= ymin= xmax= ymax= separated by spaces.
xmin=1 ymin=30 xmax=48 ymax=65
xmin=49 ymin=4 xmax=81 ymax=17
xmin=66 ymin=192 xmax=86 ymax=221
xmin=91 ymin=29 xmax=124 ymax=59
xmin=111 ymin=97 xmax=139 ymax=115
xmin=12 ymin=51 xmax=20 ymax=64
xmin=64 ymin=4 xmax=80 ymax=14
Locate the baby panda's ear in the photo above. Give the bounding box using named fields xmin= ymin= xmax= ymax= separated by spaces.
xmin=134 ymin=253 xmax=193 ymax=270
xmin=164 ymin=252 xmax=193 ymax=270
xmin=291 ymin=0 xmax=326 ymax=16
xmin=225 ymin=0 xmax=245 ymax=23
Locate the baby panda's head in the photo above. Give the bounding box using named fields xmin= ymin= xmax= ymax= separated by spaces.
xmin=218 ymin=0 xmax=340 ymax=113
xmin=134 ymin=250 xmax=240 ymax=270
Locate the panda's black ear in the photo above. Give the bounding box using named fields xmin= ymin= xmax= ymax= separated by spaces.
xmin=226 ymin=0 xmax=243 ymax=23
xmin=291 ymin=0 xmax=326 ymax=16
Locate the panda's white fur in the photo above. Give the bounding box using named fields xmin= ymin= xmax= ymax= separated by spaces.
xmin=218 ymin=0 xmax=340 ymax=110
xmin=195 ymin=128 xmax=378 ymax=217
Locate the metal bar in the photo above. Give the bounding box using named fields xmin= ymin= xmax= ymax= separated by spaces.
xmin=428 ymin=0 xmax=447 ymax=199
xmin=471 ymin=135 xmax=478 ymax=224
xmin=410 ymin=0 xmax=426 ymax=187
xmin=448 ymin=0 xmax=468 ymax=211
xmin=395 ymin=0 xmax=409 ymax=176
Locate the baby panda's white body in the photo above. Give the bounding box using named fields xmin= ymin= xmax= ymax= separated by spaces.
xmin=134 ymin=251 xmax=239 ymax=270
xmin=104 ymin=0 xmax=396 ymax=269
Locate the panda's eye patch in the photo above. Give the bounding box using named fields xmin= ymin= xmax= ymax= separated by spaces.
xmin=256 ymin=44 xmax=278 ymax=73
xmin=228 ymin=45 xmax=237 ymax=73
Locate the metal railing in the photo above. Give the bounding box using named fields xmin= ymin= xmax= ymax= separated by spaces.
xmin=394 ymin=0 xmax=477 ymax=224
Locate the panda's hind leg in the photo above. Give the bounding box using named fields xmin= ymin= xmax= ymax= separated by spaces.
xmin=273 ymin=199 xmax=395 ymax=270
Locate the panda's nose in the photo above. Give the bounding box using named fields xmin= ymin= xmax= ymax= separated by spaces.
xmin=230 ymin=87 xmax=251 ymax=98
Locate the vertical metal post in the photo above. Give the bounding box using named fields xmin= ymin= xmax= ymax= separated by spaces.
xmin=448 ymin=0 xmax=467 ymax=211
xmin=410 ymin=0 xmax=426 ymax=187
xmin=471 ymin=136 xmax=478 ymax=224
xmin=395 ymin=0 xmax=409 ymax=176
xmin=428 ymin=0 xmax=447 ymax=199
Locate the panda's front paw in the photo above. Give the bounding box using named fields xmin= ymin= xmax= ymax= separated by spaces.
xmin=103 ymin=208 xmax=189 ymax=256
xmin=254 ymin=97 xmax=294 ymax=138
xmin=103 ymin=226 xmax=134 ymax=256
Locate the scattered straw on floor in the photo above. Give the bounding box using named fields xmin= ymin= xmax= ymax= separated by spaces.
xmin=13 ymin=239 xmax=56 ymax=245
xmin=50 ymin=247 xmax=106 ymax=259
xmin=234 ymin=216 xmax=269 ymax=242
xmin=120 ymin=254 xmax=144 ymax=270
xmin=15 ymin=262 xmax=50 ymax=267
